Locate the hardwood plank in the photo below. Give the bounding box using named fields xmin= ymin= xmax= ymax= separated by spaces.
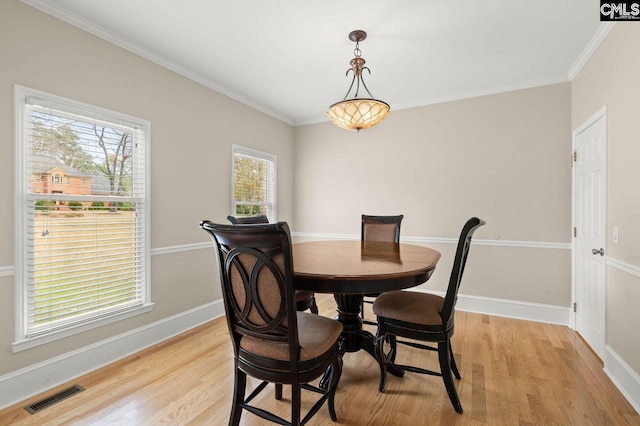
xmin=1 ymin=293 xmax=638 ymax=425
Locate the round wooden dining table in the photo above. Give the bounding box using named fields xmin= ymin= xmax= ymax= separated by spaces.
xmin=293 ymin=240 xmax=441 ymax=366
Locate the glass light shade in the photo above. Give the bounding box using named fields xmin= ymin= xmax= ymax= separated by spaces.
xmin=327 ymin=98 xmax=390 ymax=131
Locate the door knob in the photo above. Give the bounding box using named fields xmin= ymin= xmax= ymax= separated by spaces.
xmin=592 ymin=248 xmax=605 ymax=256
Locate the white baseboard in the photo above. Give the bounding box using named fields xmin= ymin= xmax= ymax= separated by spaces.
xmin=410 ymin=288 xmax=571 ymax=325
xmin=0 ymin=300 xmax=224 ymax=411
xmin=604 ymin=345 xmax=640 ymax=414
xmin=0 ymin=292 xmax=590 ymax=412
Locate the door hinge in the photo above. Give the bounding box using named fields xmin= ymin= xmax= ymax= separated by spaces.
xmin=573 ymin=302 xmax=577 ymax=313
xmin=573 ymin=150 xmax=577 ymax=162
xmin=573 ymin=227 xmax=577 ymax=237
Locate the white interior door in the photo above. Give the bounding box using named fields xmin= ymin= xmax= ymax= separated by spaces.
xmin=573 ymin=109 xmax=606 ymax=359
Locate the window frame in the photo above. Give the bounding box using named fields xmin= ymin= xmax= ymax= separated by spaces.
xmin=231 ymin=144 xmax=277 ymax=221
xmin=13 ymin=85 xmax=153 ymax=352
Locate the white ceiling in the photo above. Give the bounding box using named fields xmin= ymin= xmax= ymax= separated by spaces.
xmin=24 ymin=0 xmax=608 ymax=126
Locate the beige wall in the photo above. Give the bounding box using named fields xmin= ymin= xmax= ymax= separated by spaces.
xmin=572 ymin=24 xmax=640 ymax=375
xmin=0 ymin=0 xmax=294 ymax=374
xmin=294 ymin=83 xmax=573 ymax=305
xmin=2 ymin=0 xmax=637 ymax=410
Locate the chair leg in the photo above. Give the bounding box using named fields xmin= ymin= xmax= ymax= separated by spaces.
xmin=385 ymin=334 xmax=397 ymax=364
xmin=438 ymin=340 xmax=463 ymax=414
xmin=449 ymin=344 xmax=461 ymax=380
xmin=275 ymin=383 xmax=283 ymax=400
xmin=361 ymin=299 xmax=365 ymax=320
xmin=291 ymin=382 xmax=302 ymax=426
xmin=230 ymin=364 xmax=246 ymax=426
xmin=310 ymin=296 xmax=319 ymax=314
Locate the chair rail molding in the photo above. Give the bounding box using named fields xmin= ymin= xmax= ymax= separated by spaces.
xmin=4 ymin=234 xmax=577 ymax=272
xmin=607 ymin=257 xmax=640 ymax=279
xmin=151 ymin=242 xmax=211 ymax=256
xmin=0 ymin=265 xmax=14 ymax=278
xmin=291 ymin=232 xmax=571 ymax=251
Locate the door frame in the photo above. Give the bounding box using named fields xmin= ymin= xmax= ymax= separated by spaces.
xmin=571 ymin=106 xmax=607 ymax=344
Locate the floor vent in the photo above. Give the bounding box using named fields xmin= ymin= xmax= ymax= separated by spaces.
xmin=24 ymin=384 xmax=85 ymax=414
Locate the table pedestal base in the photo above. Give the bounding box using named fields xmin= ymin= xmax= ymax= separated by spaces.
xmin=319 ymin=293 xmax=404 ymax=389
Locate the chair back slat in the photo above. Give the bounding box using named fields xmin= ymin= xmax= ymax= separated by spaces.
xmin=440 ymin=217 xmax=485 ymax=325
xmin=361 ymin=214 xmax=403 ymax=243
xmin=227 ymin=215 xmax=269 ymax=224
xmin=201 ymin=221 xmax=299 ymax=349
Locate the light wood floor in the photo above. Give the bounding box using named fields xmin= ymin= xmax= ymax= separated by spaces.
xmin=1 ymin=293 xmax=638 ymax=425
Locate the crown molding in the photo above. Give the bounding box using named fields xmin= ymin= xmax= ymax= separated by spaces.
xmin=567 ymin=22 xmax=616 ymax=80
xmin=20 ymin=0 xmax=295 ymax=126
xmin=298 ymin=75 xmax=571 ymax=127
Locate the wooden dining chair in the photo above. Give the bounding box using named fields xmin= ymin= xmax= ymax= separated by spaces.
xmin=227 ymin=215 xmax=319 ymax=314
xmin=200 ymin=221 xmax=343 ymax=426
xmin=372 ymin=217 xmax=485 ymax=414
xmin=360 ymin=214 xmax=404 ymax=325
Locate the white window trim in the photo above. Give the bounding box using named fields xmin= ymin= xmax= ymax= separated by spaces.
xmin=231 ymin=144 xmax=277 ymax=221
xmin=13 ymin=85 xmax=153 ymax=352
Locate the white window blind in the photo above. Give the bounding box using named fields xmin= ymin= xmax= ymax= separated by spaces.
xmin=14 ymin=86 xmax=151 ymax=349
xmin=232 ymin=145 xmax=276 ymax=220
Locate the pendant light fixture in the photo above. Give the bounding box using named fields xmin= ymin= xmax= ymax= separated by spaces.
xmin=327 ymin=30 xmax=390 ymax=132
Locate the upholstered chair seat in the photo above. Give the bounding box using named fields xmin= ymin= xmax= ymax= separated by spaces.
xmin=373 ymin=291 xmax=445 ymax=327
xmin=241 ymin=312 xmax=343 ymax=361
